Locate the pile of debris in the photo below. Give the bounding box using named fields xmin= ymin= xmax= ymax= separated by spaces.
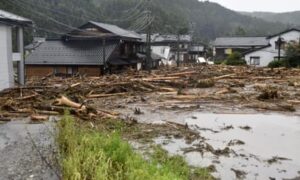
xmin=1 ymin=65 xmax=300 ymax=122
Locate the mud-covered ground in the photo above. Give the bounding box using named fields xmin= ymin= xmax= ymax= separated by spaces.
xmin=2 ymin=65 xmax=300 ymax=179
xmin=95 ymin=96 xmax=300 ymax=180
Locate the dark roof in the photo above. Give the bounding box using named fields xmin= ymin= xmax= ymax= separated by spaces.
xmin=0 ymin=9 xmax=32 ymax=26
xmin=267 ymin=28 xmax=300 ymax=39
xmin=88 ymin=21 xmax=141 ymax=40
xmin=243 ymin=45 xmax=271 ymax=55
xmin=25 ymin=40 xmax=118 ymax=65
xmin=213 ymin=37 xmax=269 ymax=47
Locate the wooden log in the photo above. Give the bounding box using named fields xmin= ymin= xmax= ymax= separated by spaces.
xmin=31 ymin=115 xmax=49 ymax=121
xmin=35 ymin=110 xmax=60 ymax=115
xmin=54 ymin=96 xmax=86 ymax=110
xmin=16 ymin=92 xmax=39 ymax=100
xmin=131 ymin=77 xmax=180 ymax=81
xmin=70 ymin=83 xmax=81 ymax=88
xmin=213 ymin=74 xmax=236 ymax=80
xmin=36 ymin=105 xmax=79 ymax=115
xmin=87 ymin=93 xmax=127 ymax=99
xmin=287 ymin=100 xmax=300 ymax=105
xmin=167 ymin=71 xmax=197 ymax=77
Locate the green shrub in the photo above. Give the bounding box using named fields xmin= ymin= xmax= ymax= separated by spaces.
xmin=214 ymin=60 xmax=224 ymax=65
xmin=268 ymin=60 xmax=285 ymax=68
xmin=285 ymin=42 xmax=300 ymax=68
xmin=224 ymin=52 xmax=246 ymax=66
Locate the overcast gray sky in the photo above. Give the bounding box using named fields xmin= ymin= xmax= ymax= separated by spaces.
xmin=208 ymin=0 xmax=300 ymax=12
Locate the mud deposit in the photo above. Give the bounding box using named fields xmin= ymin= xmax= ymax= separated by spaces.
xmin=0 ymin=119 xmax=59 ymax=180
xmin=153 ymin=113 xmax=300 ymax=180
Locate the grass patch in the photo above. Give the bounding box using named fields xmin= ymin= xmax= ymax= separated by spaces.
xmin=57 ymin=113 xmax=214 ymax=180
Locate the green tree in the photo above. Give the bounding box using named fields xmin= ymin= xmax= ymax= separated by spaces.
xmin=225 ymin=52 xmax=246 ymax=66
xmin=234 ymin=26 xmax=246 ymax=36
xmin=285 ymin=41 xmax=300 ymax=67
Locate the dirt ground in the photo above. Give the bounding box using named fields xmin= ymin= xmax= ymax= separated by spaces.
xmin=1 ymin=65 xmax=300 ymax=179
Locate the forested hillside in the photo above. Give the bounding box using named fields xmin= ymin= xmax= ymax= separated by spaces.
xmin=241 ymin=11 xmax=300 ymax=26
xmin=0 ymin=0 xmax=292 ymax=43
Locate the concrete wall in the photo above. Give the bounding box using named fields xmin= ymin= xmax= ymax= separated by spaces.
xmin=245 ymin=30 xmax=300 ymax=67
xmin=0 ymin=24 xmax=14 ymax=91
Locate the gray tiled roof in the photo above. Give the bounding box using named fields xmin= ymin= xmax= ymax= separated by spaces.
xmin=0 ymin=9 xmax=32 ymax=25
xmin=25 ymin=40 xmax=118 ymax=65
xmin=214 ymin=37 xmax=269 ymax=47
xmin=89 ymin=21 xmax=141 ymax=40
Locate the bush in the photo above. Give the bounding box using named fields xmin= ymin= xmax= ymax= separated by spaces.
xmin=214 ymin=60 xmax=224 ymax=65
xmin=285 ymin=42 xmax=300 ymax=67
xmin=224 ymin=52 xmax=246 ymax=66
xmin=268 ymin=60 xmax=285 ymax=68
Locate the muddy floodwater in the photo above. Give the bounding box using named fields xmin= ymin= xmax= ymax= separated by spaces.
xmin=154 ymin=113 xmax=300 ymax=180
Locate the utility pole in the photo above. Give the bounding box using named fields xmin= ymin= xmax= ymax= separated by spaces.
xmin=145 ymin=1 xmax=152 ymax=73
xmin=102 ymin=38 xmax=107 ymax=74
xmin=277 ymin=36 xmax=283 ymax=61
xmin=177 ymin=33 xmax=180 ymax=67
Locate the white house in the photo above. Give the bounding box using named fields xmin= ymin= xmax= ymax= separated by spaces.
xmin=244 ymin=29 xmax=300 ymax=67
xmin=0 ymin=9 xmax=32 ymax=91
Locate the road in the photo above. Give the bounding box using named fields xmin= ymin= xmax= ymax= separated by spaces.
xmin=0 ymin=119 xmax=60 ymax=180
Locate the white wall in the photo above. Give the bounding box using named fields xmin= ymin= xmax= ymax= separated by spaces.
xmin=245 ymin=47 xmax=276 ymax=67
xmin=151 ymin=46 xmax=171 ymax=60
xmin=245 ymin=30 xmax=300 ymax=67
xmin=0 ymin=24 xmax=14 ymax=91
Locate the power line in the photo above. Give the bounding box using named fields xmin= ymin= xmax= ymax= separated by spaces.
xmin=128 ymin=13 xmax=149 ymax=30
xmin=135 ymin=16 xmax=154 ymax=32
xmin=14 ymin=0 xmax=90 ymax=22
xmin=107 ymin=0 xmax=147 ymax=22
xmin=5 ymin=0 xmax=146 ymax=38
xmin=7 ymin=0 xmax=115 ymax=37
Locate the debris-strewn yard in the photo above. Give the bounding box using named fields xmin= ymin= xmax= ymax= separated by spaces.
xmin=2 ymin=65 xmax=300 ymax=121
xmin=1 ymin=65 xmax=300 ymax=179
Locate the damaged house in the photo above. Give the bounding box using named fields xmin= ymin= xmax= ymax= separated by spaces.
xmin=140 ymin=34 xmax=193 ymax=65
xmin=25 ymin=21 xmax=143 ymax=77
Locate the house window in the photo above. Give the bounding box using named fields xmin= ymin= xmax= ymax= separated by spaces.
xmin=250 ymin=56 xmax=260 ymax=65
